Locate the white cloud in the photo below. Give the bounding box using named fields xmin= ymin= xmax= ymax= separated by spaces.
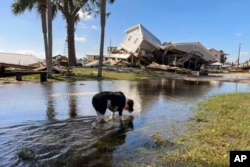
xmin=75 ymin=35 xmax=86 ymax=42
xmin=16 ymin=50 xmax=45 ymax=59
xmin=78 ymin=23 xmax=87 ymax=29
xmin=78 ymin=22 xmax=98 ymax=30
xmin=91 ymin=25 xmax=98 ymax=30
xmin=235 ymin=32 xmax=242 ymax=37
xmin=78 ymin=10 xmax=92 ymax=20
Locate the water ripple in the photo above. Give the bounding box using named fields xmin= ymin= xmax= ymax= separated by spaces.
xmin=0 ymin=116 xmax=134 ymax=167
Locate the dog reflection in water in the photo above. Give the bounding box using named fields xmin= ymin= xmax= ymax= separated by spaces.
xmin=91 ymin=91 xmax=134 ymax=129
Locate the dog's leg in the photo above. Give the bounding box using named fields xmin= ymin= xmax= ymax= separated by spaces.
xmin=118 ymin=110 xmax=126 ymax=120
xmin=91 ymin=111 xmax=104 ymax=129
xmin=108 ymin=106 xmax=118 ymax=120
xmin=109 ymin=111 xmax=116 ymax=120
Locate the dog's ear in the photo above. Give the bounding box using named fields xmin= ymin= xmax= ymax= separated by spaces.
xmin=127 ymin=99 xmax=134 ymax=112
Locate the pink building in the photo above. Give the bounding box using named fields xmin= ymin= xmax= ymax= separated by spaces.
xmin=208 ymin=48 xmax=222 ymax=62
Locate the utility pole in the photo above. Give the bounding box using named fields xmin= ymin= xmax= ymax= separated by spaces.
xmin=237 ymin=43 xmax=241 ymax=68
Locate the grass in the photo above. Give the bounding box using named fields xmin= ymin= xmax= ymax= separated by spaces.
xmin=0 ymin=68 xmax=174 ymax=82
xmin=155 ymin=93 xmax=250 ymax=167
xmin=71 ymin=67 xmax=171 ymax=81
xmin=0 ymin=68 xmax=173 ymax=82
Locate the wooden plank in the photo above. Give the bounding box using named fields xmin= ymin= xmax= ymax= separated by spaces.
xmin=0 ymin=63 xmax=36 ymax=69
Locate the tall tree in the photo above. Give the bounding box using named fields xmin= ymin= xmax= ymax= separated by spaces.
xmin=47 ymin=0 xmax=53 ymax=78
xmin=12 ymin=0 xmax=54 ymax=78
xmin=90 ymin=0 xmax=114 ymax=77
xmin=55 ymin=0 xmax=88 ymax=66
xmin=97 ymin=0 xmax=106 ymax=77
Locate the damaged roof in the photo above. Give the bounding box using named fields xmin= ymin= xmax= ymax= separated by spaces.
xmin=0 ymin=52 xmax=43 ymax=67
xmin=107 ymin=53 xmax=131 ymax=59
xmin=171 ymin=42 xmax=217 ymax=62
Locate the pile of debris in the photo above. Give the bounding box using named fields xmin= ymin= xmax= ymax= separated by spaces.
xmin=146 ymin=62 xmax=191 ymax=74
xmin=83 ymin=59 xmax=135 ymax=68
xmin=0 ymin=54 xmax=70 ymax=77
xmin=32 ymin=55 xmax=69 ymax=74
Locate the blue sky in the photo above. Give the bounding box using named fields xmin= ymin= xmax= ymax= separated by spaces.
xmin=1 ymin=0 xmax=250 ymax=63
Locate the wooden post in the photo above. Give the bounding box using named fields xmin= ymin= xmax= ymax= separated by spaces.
xmin=0 ymin=66 xmax=5 ymax=77
xmin=16 ymin=72 xmax=22 ymax=81
xmin=40 ymin=72 xmax=47 ymax=82
xmin=194 ymin=57 xmax=197 ymax=71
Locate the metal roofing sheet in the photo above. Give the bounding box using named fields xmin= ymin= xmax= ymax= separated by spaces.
xmin=0 ymin=52 xmax=42 ymax=66
xmin=172 ymin=42 xmax=217 ymax=62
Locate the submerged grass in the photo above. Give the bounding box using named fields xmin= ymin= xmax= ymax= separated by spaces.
xmin=156 ymin=93 xmax=250 ymax=166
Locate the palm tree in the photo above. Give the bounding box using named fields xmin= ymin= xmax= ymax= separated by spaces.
xmin=47 ymin=0 xmax=53 ymax=78
xmin=55 ymin=0 xmax=88 ymax=66
xmin=97 ymin=0 xmax=106 ymax=77
xmin=91 ymin=0 xmax=114 ymax=77
xmin=12 ymin=0 xmax=54 ymax=78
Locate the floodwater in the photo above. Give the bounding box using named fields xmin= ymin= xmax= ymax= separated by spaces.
xmin=0 ymin=77 xmax=250 ymax=167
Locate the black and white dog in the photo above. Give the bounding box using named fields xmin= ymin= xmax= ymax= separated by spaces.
xmin=91 ymin=91 xmax=134 ymax=128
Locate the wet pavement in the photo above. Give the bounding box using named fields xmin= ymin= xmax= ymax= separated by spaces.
xmin=0 ymin=78 xmax=250 ymax=166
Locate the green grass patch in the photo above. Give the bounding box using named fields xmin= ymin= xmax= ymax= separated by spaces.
xmin=119 ymin=93 xmax=250 ymax=166
xmin=1 ymin=68 xmax=172 ymax=82
xmin=57 ymin=68 xmax=171 ymax=81
xmin=161 ymin=93 xmax=250 ymax=166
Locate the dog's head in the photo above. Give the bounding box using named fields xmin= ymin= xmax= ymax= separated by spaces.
xmin=126 ymin=99 xmax=134 ymax=113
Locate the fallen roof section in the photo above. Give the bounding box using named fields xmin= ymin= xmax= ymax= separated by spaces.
xmin=0 ymin=52 xmax=43 ymax=67
xmin=171 ymin=42 xmax=217 ymax=62
xmin=107 ymin=53 xmax=131 ymax=59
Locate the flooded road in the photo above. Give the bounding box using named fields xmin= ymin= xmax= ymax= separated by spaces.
xmin=0 ymin=78 xmax=250 ymax=166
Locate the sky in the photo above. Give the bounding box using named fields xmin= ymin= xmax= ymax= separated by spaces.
xmin=1 ymin=0 xmax=250 ymax=63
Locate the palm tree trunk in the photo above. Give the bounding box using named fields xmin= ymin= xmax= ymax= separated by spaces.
xmin=47 ymin=0 xmax=53 ymax=78
xmin=40 ymin=2 xmax=49 ymax=73
xmin=67 ymin=19 xmax=77 ymax=66
xmin=98 ymin=0 xmax=106 ymax=77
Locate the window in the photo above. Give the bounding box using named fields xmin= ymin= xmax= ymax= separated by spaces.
xmin=128 ymin=36 xmax=132 ymax=41
xmin=134 ymin=38 xmax=138 ymax=44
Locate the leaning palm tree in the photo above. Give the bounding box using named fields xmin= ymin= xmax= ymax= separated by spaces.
xmin=12 ymin=0 xmax=55 ymax=78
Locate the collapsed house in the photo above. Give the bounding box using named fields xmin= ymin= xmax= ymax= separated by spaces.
xmin=0 ymin=52 xmax=71 ymax=77
xmin=0 ymin=52 xmax=44 ymax=76
xmin=159 ymin=42 xmax=217 ymax=71
xmin=85 ymin=24 xmax=218 ymax=72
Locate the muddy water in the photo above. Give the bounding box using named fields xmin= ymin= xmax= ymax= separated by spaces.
xmin=0 ymin=78 xmax=250 ymax=166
